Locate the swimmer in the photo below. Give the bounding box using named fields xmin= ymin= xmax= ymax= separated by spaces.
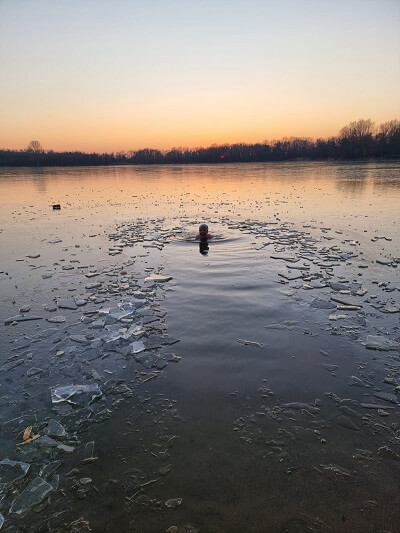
xmin=196 ymin=223 xmax=213 ymax=240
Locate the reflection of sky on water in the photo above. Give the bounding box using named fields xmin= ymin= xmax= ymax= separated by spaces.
xmin=31 ymin=167 xmax=48 ymax=193
xmin=1 ymin=161 xmax=399 ymax=270
xmin=1 ymin=161 xmax=399 ymax=215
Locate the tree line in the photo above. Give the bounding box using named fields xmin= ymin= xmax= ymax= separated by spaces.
xmin=1 ymin=119 xmax=399 ymax=167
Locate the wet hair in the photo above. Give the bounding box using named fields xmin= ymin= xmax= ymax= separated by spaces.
xmin=199 ymin=224 xmax=208 ymax=232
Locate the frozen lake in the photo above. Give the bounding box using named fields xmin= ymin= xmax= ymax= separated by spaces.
xmin=0 ymin=161 xmax=399 ymax=532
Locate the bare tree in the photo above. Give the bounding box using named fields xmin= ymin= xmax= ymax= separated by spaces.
xmin=339 ymin=119 xmax=375 ymax=157
xmin=26 ymin=140 xmax=44 ymax=153
xmin=376 ymin=119 xmax=400 ymax=156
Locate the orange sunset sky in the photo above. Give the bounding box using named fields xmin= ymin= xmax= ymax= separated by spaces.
xmin=0 ymin=0 xmax=399 ymax=152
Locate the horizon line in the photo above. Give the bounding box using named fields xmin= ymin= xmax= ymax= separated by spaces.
xmin=3 ymin=116 xmax=400 ymax=154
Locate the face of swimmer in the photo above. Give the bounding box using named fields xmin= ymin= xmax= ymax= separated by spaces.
xmin=199 ymin=224 xmax=209 ymax=239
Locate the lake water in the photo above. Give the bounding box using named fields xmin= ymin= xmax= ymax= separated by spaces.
xmin=0 ymin=161 xmax=399 ymax=533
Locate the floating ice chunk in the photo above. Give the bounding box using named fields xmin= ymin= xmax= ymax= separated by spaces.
xmin=27 ymin=367 xmax=44 ymax=377
xmin=103 ymin=334 xmax=122 ymax=351
xmin=284 ymin=402 xmax=319 ymax=413
xmin=122 ymin=324 xmax=145 ymax=340
xmin=57 ymin=444 xmax=74 ymax=453
xmin=329 ymin=282 xmax=350 ymax=291
xmin=237 ymin=338 xmax=262 ymax=348
xmin=349 ymin=376 xmax=370 ymax=388
xmin=33 ymin=327 xmax=58 ymax=340
xmin=328 ymin=314 xmax=348 ymax=320
xmin=165 ymin=498 xmax=182 ymax=508
xmin=0 ymin=459 xmax=30 ymax=488
xmin=374 ymin=392 xmax=398 ymax=404
xmin=35 ymin=436 xmax=59 ymax=450
xmin=85 ymin=272 xmax=99 ymax=278
xmin=3 ymin=358 xmax=24 ymax=372
xmin=57 ymin=299 xmax=78 ymax=310
xmin=92 ymin=318 xmax=106 ymax=329
xmin=270 ymin=254 xmax=299 ymax=262
xmin=19 ymin=305 xmax=31 ymax=313
xmin=168 ymin=353 xmax=181 ymax=363
xmin=4 ymin=315 xmax=43 ymax=325
xmin=382 ymin=304 xmax=400 ymax=314
xmin=265 ymin=320 xmax=298 ymax=330
xmin=377 ymin=447 xmax=400 ymax=461
xmin=339 ymin=406 xmax=363 ymax=419
xmin=321 ymin=363 xmax=338 ymax=372
xmin=366 ymin=335 xmax=399 ymax=351
xmin=315 ymin=464 xmax=351 ymax=480
xmin=279 ymin=272 xmax=303 ymax=281
xmin=10 ymin=477 xmax=53 ymax=517
xmin=330 ymin=296 xmax=362 ymax=307
xmin=332 ymin=415 xmax=360 ymax=431
xmin=47 ymin=316 xmax=66 ymax=323
xmin=85 ymin=282 xmax=102 ymax=289
xmin=46 ymin=419 xmax=67 ymax=438
xmin=70 ymin=334 xmax=89 ymax=344
xmin=310 ymin=298 xmax=336 ymax=310
xmin=285 ymin=264 xmax=310 ymax=270
xmin=360 ymin=403 xmax=395 ymax=410
xmin=50 ymin=384 xmax=102 ymax=405
xmin=102 ymin=307 xmax=134 ymax=325
xmin=144 ymin=233 xmax=161 ymax=241
xmin=0 ymin=513 xmax=4 ymax=529
xmin=130 ymin=341 xmax=146 ymax=354
xmin=377 ymin=409 xmax=390 ymax=417
xmin=145 ymin=274 xmax=173 ymax=282
xmin=39 ymin=461 xmax=62 ymax=479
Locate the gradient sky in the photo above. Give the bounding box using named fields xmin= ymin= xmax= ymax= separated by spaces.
xmin=1 ymin=0 xmax=399 ymax=152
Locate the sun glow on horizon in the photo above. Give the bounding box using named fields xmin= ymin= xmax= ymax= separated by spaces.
xmin=0 ymin=0 xmax=399 ymax=152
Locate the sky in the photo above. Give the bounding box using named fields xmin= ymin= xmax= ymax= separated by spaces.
xmin=0 ymin=0 xmax=399 ymax=152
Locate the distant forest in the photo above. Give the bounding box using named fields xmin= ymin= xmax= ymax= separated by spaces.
xmin=1 ymin=119 xmax=399 ymax=167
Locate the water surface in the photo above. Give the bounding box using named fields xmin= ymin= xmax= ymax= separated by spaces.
xmin=0 ymin=162 xmax=399 ymax=533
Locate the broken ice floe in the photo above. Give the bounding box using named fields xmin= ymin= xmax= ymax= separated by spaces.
xmin=0 ymin=459 xmax=30 ymax=489
xmin=9 ymin=477 xmax=53 ymax=517
xmin=365 ymin=335 xmax=399 ymax=351
xmin=46 ymin=419 xmax=67 ymax=438
xmin=145 ymin=274 xmax=173 ymax=282
xmin=50 ymin=384 xmax=102 ymax=405
xmin=4 ymin=315 xmax=43 ymax=325
xmin=237 ymin=338 xmax=263 ymax=348
xmin=57 ymin=299 xmax=78 ymax=310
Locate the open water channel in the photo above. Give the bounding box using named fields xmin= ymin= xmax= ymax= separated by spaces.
xmin=0 ymin=161 xmax=399 ymax=533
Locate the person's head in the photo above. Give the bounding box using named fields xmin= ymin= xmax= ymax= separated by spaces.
xmin=199 ymin=224 xmax=209 ymax=239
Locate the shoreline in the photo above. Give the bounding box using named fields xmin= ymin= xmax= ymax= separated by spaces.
xmin=0 ymin=156 xmax=399 ymax=170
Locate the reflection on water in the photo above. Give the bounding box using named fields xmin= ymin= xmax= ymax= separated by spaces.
xmin=31 ymin=167 xmax=49 ymax=193
xmin=173 ymin=231 xmax=242 ymax=257
xmin=0 ymin=161 xmax=399 ymax=533
xmin=177 ymin=234 xmax=231 ymax=243
xmin=199 ymin=240 xmax=209 ymax=255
